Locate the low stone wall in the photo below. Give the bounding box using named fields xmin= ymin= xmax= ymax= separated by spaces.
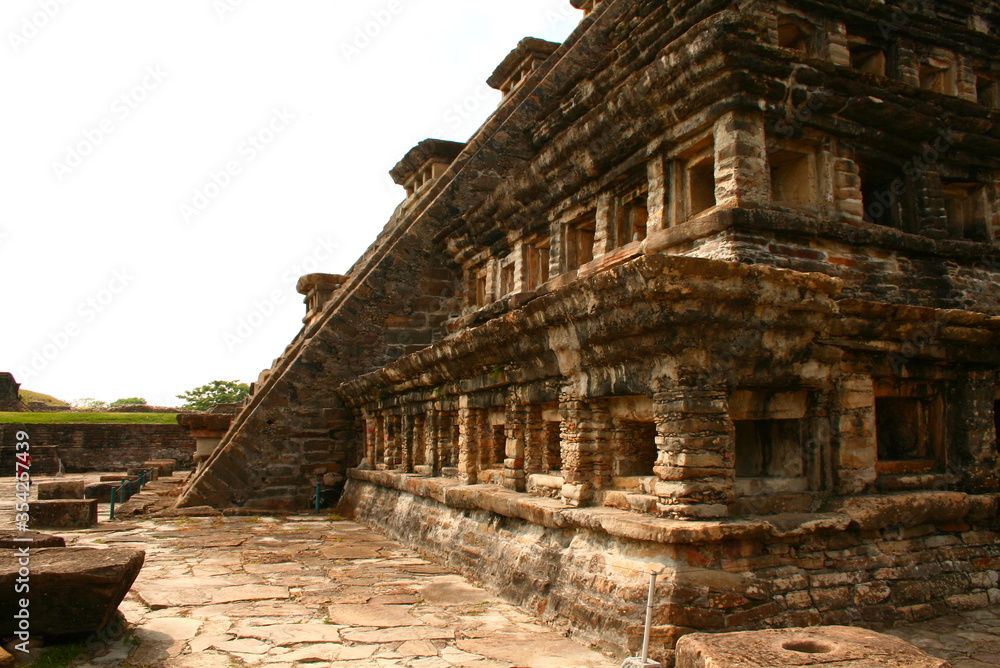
xmin=340 ymin=472 xmax=1000 ymax=665
xmin=0 ymin=424 xmax=194 ymax=473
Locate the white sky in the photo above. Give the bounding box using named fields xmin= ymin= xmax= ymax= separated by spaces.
xmin=0 ymin=0 xmax=583 ymax=407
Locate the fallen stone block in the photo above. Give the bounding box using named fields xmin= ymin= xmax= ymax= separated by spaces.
xmin=0 ymin=531 xmax=65 ymax=549
xmin=674 ymin=626 xmax=949 ymax=668
xmin=36 ymin=480 xmax=86 ymax=500
xmin=85 ymin=482 xmax=120 ymax=503
xmin=29 ymin=499 xmax=98 ymax=528
xmin=0 ymin=547 xmax=145 ymax=638
xmin=145 ymin=459 xmax=176 ymax=477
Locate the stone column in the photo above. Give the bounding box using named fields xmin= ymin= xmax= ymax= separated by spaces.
xmin=458 ymin=404 xmax=486 ymax=485
xmin=363 ymin=412 xmax=377 ymax=466
xmin=832 ymin=143 xmax=864 ymax=225
xmin=437 ymin=411 xmax=456 ymax=471
xmin=646 ymin=154 xmax=669 ymax=233
xmin=949 ymin=371 xmax=998 ymax=492
xmin=653 ymin=388 xmax=734 ymax=519
xmin=713 ymin=110 xmax=770 ymax=209
xmin=594 ymin=191 xmax=617 ymax=255
xmin=559 ymin=397 xmax=610 ymax=506
xmin=374 ymin=415 xmax=386 ymax=468
xmin=831 ymin=373 xmax=877 ymax=495
xmin=400 ymin=415 xmax=415 ymax=472
xmin=523 ymin=405 xmax=544 ymax=475
xmin=385 ymin=415 xmax=402 ymax=470
xmin=825 ymin=20 xmax=851 ymax=66
xmin=423 ymin=409 xmax=439 ymax=474
xmin=503 ymin=402 xmax=527 ymax=491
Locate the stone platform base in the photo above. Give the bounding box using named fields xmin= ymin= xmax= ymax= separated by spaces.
xmin=339 ymin=473 xmax=1000 ymax=665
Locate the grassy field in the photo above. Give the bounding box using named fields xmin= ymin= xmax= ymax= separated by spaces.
xmin=0 ymin=412 xmax=179 ymax=424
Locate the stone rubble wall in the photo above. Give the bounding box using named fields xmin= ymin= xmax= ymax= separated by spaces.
xmin=0 ymin=424 xmax=194 ymax=472
xmin=340 ymin=475 xmax=1000 ymax=665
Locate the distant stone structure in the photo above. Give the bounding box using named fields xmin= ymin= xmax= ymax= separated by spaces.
xmin=179 ymin=0 xmax=1000 ymax=662
xmin=0 ymin=373 xmax=27 ymax=412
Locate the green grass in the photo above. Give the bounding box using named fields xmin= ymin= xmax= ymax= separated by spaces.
xmin=19 ymin=389 xmax=69 ymax=407
xmin=0 ymin=412 xmax=179 ymax=424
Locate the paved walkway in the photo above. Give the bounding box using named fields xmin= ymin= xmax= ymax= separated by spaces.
xmin=5 ymin=473 xmax=1000 ymax=667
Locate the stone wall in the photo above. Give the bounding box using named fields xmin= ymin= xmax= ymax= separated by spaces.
xmin=0 ymin=424 xmax=194 ymax=473
xmin=340 ymin=475 xmax=1000 ymax=665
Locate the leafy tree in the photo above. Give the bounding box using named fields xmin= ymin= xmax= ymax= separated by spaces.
xmin=73 ymin=398 xmax=108 ymax=409
xmin=110 ymin=397 xmax=147 ymax=407
xmin=177 ymin=380 xmax=249 ymax=411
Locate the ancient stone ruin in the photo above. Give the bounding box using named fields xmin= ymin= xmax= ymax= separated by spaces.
xmin=0 ymin=373 xmax=26 ymax=412
xmin=179 ymin=0 xmax=1000 ymax=661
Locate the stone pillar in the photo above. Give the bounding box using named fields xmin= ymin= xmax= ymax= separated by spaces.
xmin=558 ymin=397 xmax=610 ymax=506
xmin=594 ymin=191 xmax=617 ymax=256
xmin=949 ymin=371 xmax=999 ymax=492
xmin=653 ymin=388 xmax=734 ymax=520
xmin=423 ymin=410 xmax=439 ymax=474
xmin=402 ymin=415 xmax=415 ymax=472
xmin=362 ymin=413 xmax=374 ymax=465
xmin=438 ymin=410 xmax=456 ymax=471
xmin=458 ymin=404 xmax=486 ymax=485
xmin=956 ymin=54 xmax=978 ymax=102
xmin=826 ymin=21 xmax=851 ymax=66
xmin=832 ymin=143 xmax=863 ymax=225
xmin=385 ymin=414 xmax=402 ymax=470
xmin=523 ymin=405 xmax=545 ymax=475
xmin=503 ymin=402 xmax=527 ymax=491
xmin=831 ymin=373 xmax=877 ymax=495
xmin=895 ymin=40 xmax=920 ymax=87
xmin=372 ymin=414 xmax=385 ymax=468
xmin=646 ymin=154 xmax=669 ymax=233
xmin=713 ymin=110 xmax=770 ymax=209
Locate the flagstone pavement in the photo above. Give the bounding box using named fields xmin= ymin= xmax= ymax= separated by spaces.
xmin=4 ymin=473 xmax=1000 ymax=667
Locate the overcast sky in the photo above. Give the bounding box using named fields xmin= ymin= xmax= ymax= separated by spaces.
xmin=0 ymin=0 xmax=582 ymax=407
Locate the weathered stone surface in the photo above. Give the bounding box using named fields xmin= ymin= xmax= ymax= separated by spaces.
xmin=28 ymin=499 xmax=98 ymax=528
xmin=0 ymin=531 xmax=65 ymax=548
xmin=326 ymin=603 xmax=421 ymax=627
xmin=675 ymin=626 xmax=949 ymax=668
xmin=85 ymin=482 xmax=119 ymax=503
xmin=457 ymin=636 xmax=616 ymax=667
xmin=36 ymin=480 xmax=86 ymax=500
xmin=0 ymin=547 xmax=144 ymax=637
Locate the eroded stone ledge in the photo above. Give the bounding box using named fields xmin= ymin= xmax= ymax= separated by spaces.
xmin=348 ymin=468 xmax=999 ymax=544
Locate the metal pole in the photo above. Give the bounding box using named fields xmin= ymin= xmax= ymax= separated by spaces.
xmin=640 ymin=571 xmax=657 ymax=664
xmin=109 ymin=487 xmax=116 ymax=520
xmin=315 ymin=481 xmax=321 ymax=514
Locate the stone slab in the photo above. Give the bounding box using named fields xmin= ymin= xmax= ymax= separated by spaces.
xmin=326 ymin=603 xmax=421 ymax=627
xmin=0 ymin=531 xmax=65 ymax=548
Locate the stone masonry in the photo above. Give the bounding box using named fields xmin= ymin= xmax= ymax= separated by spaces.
xmin=180 ymin=0 xmax=1000 ymax=662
